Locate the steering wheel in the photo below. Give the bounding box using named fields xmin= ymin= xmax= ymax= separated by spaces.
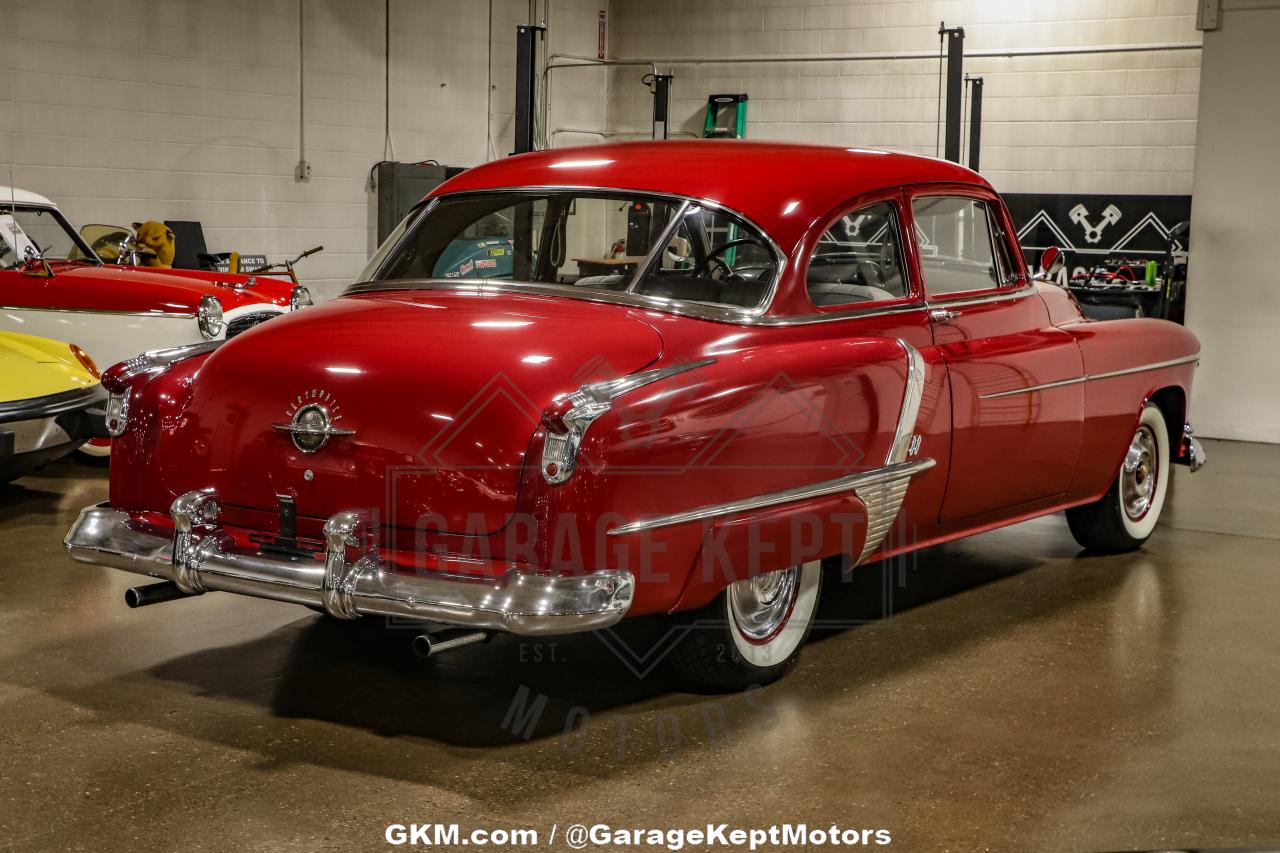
xmin=694 ymin=237 xmax=764 ymax=279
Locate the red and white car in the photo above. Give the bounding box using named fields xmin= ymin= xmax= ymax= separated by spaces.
xmin=1 ymin=189 xmax=309 ymax=367
xmin=1 ymin=188 xmax=311 ymax=454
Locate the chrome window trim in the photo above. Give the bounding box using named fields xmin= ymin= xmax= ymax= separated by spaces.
xmin=344 ymin=186 xmax=788 ymax=323
xmin=926 ymin=283 xmax=1037 ymax=309
xmin=803 ymin=198 xmax=915 ymax=309
xmin=0 ymin=202 xmax=102 ymax=266
xmin=911 ymin=194 xmax=1026 ymax=301
xmin=625 ymin=199 xmax=691 ymax=297
xmin=977 ymin=353 xmax=1201 ymax=400
xmin=356 ymin=197 xmax=438 ymax=284
xmin=752 ymin=300 xmax=930 ymax=326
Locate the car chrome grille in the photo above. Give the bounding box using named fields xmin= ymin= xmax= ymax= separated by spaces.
xmin=225 ymin=311 xmax=281 ymax=339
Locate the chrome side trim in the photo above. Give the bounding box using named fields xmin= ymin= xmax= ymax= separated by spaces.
xmin=0 ymin=304 xmax=197 ymax=319
xmin=606 ymin=459 xmax=936 ymax=536
xmin=853 ymin=468 xmax=917 ymax=565
xmin=888 ymin=341 xmax=926 ymax=464
xmin=1089 ymin=353 xmax=1202 ymax=381
xmin=65 ymin=502 xmax=635 ymax=636
xmin=977 ymin=353 xmax=1201 ymax=400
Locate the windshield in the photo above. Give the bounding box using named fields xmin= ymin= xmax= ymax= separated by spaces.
xmin=0 ymin=206 xmax=99 ymax=269
xmin=359 ymin=191 xmax=779 ymax=310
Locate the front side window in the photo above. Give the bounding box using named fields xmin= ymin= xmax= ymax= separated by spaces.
xmin=0 ymin=207 xmax=97 ymax=270
xmin=806 ymin=201 xmax=908 ymax=306
xmin=361 ymin=191 xmax=778 ymax=311
xmin=910 ymin=196 xmax=1012 ymax=297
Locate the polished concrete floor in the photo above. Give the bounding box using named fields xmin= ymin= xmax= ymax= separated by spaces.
xmin=2 ymin=439 xmax=1278 ymax=852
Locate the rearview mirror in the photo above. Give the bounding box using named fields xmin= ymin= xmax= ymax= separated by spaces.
xmin=1034 ymin=246 xmax=1066 ymax=282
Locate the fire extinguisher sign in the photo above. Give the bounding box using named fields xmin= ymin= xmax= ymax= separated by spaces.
xmin=598 ymin=10 xmax=606 ymax=59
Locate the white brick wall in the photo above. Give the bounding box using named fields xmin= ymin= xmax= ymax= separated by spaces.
xmin=0 ymin=0 xmax=601 ymax=298
xmin=604 ymin=0 xmax=1202 ymax=196
xmin=0 ymin=0 xmax=1202 ymax=301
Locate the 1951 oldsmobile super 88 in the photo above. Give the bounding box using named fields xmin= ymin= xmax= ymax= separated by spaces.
xmin=64 ymin=142 xmax=1204 ymax=690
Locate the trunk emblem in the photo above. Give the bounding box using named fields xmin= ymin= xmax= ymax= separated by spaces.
xmin=273 ymin=390 xmax=355 ymax=453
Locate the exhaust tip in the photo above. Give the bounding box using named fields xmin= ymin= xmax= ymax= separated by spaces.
xmin=413 ymin=630 xmax=489 ymax=658
xmin=125 ymin=581 xmax=190 ymax=608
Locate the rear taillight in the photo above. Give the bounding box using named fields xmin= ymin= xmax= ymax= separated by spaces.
xmin=104 ymin=390 xmax=130 ymax=437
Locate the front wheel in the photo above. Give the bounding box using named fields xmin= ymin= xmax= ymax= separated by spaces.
xmin=1066 ymin=403 xmax=1170 ymax=553
xmin=667 ymin=560 xmax=822 ymax=691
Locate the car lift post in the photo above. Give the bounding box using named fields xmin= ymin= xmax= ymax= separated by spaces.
xmin=940 ymin=24 xmax=965 ymax=163
xmin=650 ymin=72 xmax=674 ymax=140
xmin=514 ymin=24 xmax=545 ymax=155
xmin=966 ymin=74 xmax=983 ymax=172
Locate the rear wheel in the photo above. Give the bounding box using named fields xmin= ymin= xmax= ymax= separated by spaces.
xmin=1066 ymin=404 xmax=1170 ymax=553
xmin=668 ymin=560 xmax=822 ymax=691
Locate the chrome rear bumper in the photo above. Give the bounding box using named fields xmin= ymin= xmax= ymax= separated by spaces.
xmin=1182 ymin=423 xmax=1207 ymax=472
xmin=64 ymin=493 xmax=634 ymax=636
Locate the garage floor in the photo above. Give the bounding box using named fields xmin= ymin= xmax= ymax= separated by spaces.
xmin=2 ymin=439 xmax=1278 ymax=852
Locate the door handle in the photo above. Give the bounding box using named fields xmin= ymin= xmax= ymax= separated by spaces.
xmin=929 ymin=308 xmax=959 ymax=322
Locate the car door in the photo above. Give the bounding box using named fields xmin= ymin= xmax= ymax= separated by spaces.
xmin=799 ymin=192 xmax=952 ymax=543
xmin=906 ymin=186 xmax=1085 ymax=523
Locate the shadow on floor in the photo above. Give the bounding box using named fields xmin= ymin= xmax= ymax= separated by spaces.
xmin=137 ymin=525 xmax=1128 ymax=749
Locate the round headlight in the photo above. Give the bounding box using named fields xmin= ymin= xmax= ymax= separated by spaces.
xmin=197 ymin=295 xmax=224 ymax=340
xmin=290 ymin=285 xmax=312 ymax=311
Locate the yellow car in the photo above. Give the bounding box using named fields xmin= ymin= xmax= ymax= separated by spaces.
xmin=0 ymin=331 xmax=108 ymax=482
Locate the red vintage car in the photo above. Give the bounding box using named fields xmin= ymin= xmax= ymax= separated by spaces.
xmin=64 ymin=142 xmax=1204 ymax=690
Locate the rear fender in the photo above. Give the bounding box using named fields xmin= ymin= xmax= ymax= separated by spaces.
xmin=558 ymin=335 xmax=930 ymax=616
xmin=1068 ymin=319 xmax=1199 ymax=500
xmin=672 ymin=491 xmax=869 ymax=612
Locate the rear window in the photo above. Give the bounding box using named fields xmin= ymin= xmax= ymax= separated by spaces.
xmin=362 ymin=191 xmax=779 ymax=311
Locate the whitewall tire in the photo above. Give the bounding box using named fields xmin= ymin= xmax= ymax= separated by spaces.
xmin=1067 ymin=404 xmax=1170 ymax=553
xmin=669 ymin=560 xmax=822 ymax=691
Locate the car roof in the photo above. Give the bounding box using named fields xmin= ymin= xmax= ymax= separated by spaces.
xmin=431 ymin=140 xmax=990 ymax=253
xmin=0 ymin=187 xmax=57 ymax=208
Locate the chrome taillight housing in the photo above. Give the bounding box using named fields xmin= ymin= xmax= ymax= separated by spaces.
xmin=100 ymin=341 xmax=224 ymax=437
xmin=104 ymin=391 xmax=130 ymax=437
xmin=539 ymin=359 xmax=716 ymax=485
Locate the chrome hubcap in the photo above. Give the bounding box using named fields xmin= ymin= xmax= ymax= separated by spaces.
xmin=728 ymin=566 xmax=800 ymax=642
xmin=1121 ymin=425 xmax=1159 ymax=521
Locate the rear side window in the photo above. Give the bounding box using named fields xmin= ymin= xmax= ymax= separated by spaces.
xmin=910 ymin=196 xmax=1012 ymax=296
xmin=806 ymin=202 xmax=908 ymax=307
